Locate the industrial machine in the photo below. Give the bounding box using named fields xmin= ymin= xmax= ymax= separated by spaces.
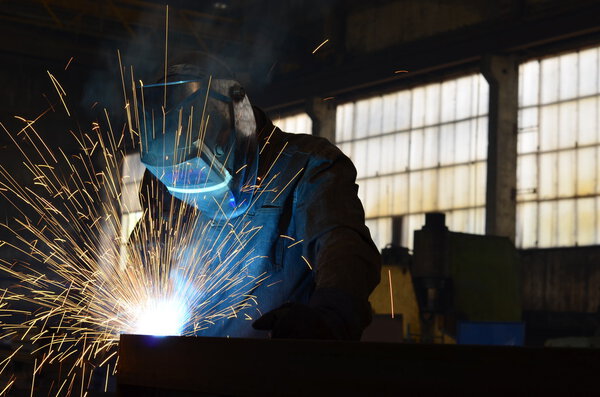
xmin=368 ymin=212 xmax=521 ymax=344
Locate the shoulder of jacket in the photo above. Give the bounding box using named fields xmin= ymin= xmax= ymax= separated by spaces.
xmin=278 ymin=130 xmax=343 ymax=161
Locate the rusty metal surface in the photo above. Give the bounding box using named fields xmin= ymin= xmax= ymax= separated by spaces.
xmin=118 ymin=334 xmax=600 ymax=396
xmin=521 ymin=246 xmax=600 ymax=313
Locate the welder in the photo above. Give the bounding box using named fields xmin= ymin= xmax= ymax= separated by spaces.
xmin=136 ymin=55 xmax=381 ymax=340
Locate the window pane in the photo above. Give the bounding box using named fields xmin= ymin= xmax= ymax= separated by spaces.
xmin=558 ymin=102 xmax=577 ymax=149
xmin=380 ymin=135 xmax=396 ymax=175
xmin=296 ymin=114 xmax=311 ymax=134
xmin=396 ymin=91 xmax=412 ymax=131
xmin=517 ymin=154 xmax=537 ymax=195
xmin=475 ymin=162 xmax=487 ymax=206
xmin=577 ymin=147 xmax=596 ymax=196
xmin=409 ymin=171 xmax=423 ymax=213
xmin=578 ymin=97 xmax=598 ymax=145
xmin=454 ymin=120 xmax=471 ymax=164
xmin=273 ymin=113 xmax=313 ymax=135
xmin=409 ymin=129 xmax=424 ymax=170
xmin=382 ymin=93 xmax=397 ymax=133
xmin=439 ymin=123 xmax=455 ymax=166
xmin=517 ymin=202 xmax=538 ymax=248
xmin=576 ymin=197 xmax=596 ymax=246
xmin=441 ymin=79 xmax=457 ymax=122
xmin=392 ymin=174 xmax=409 ymax=214
xmin=579 ymin=48 xmax=599 ymax=96
xmin=453 ymin=165 xmax=471 ymax=208
xmin=421 ymin=169 xmax=437 ymax=212
xmin=411 ymin=87 xmax=426 ymax=128
xmin=539 ymin=105 xmax=559 ymax=151
xmin=456 ymin=76 xmax=473 ymax=119
xmin=423 ymin=127 xmax=439 ymax=168
xmin=379 ymin=176 xmax=394 ymax=217
xmin=336 ymin=103 xmax=354 ymax=142
xmin=559 ymin=53 xmax=578 ymax=101
xmin=520 ymin=60 xmax=540 ymax=107
xmin=424 ymin=83 xmax=440 ymax=126
xmin=394 ymin=133 xmax=410 ymax=172
xmin=557 ymin=199 xmax=575 ymax=246
xmin=354 ymin=100 xmax=369 ymax=139
xmin=557 ymin=150 xmax=576 ymax=197
xmin=367 ymin=97 xmax=383 ymax=136
xmin=538 ymin=201 xmax=556 ymax=247
xmin=538 ymin=153 xmax=557 ymax=199
xmin=437 ymin=166 xmax=454 ymax=210
xmin=540 ymin=57 xmax=559 ymax=104
xmin=519 ymin=107 xmax=539 ymax=154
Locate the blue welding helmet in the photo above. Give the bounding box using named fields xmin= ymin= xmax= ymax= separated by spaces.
xmin=137 ymin=64 xmax=258 ymax=219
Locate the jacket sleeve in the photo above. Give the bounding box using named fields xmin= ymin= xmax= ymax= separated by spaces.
xmin=295 ymin=141 xmax=381 ymax=339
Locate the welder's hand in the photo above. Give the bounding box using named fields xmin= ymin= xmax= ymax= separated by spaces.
xmin=252 ymin=302 xmax=341 ymax=340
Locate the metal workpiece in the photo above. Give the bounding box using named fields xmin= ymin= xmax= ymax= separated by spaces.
xmin=118 ymin=334 xmax=600 ymax=396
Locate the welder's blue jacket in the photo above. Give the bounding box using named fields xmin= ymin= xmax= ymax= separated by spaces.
xmin=137 ymin=108 xmax=381 ymax=339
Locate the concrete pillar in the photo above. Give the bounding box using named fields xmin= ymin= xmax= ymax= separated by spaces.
xmin=481 ymin=55 xmax=518 ymax=241
xmin=305 ymin=97 xmax=337 ymax=143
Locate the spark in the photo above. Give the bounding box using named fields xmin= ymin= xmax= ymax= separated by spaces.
xmin=287 ymin=239 xmax=303 ymax=249
xmin=0 ymin=76 xmax=277 ymax=395
xmin=47 ymin=71 xmax=70 ymax=116
xmin=271 ymin=167 xmax=304 ymax=203
xmin=394 ymin=70 xmax=409 ymax=74
xmin=30 ymin=358 xmax=36 ymax=397
xmin=64 ymin=56 xmax=74 ymax=71
xmin=266 ymin=280 xmax=283 ymax=288
xmin=312 ymin=38 xmax=329 ymax=54
xmin=259 ymin=125 xmax=277 ymax=155
xmin=388 ymin=269 xmax=394 ymax=319
xmin=301 ymin=255 xmax=313 ymax=270
xmin=0 ymin=378 xmax=15 ymax=395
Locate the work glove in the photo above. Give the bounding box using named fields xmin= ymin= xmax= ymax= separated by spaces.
xmin=252 ymin=288 xmax=367 ymax=340
xmin=252 ymin=302 xmax=342 ymax=339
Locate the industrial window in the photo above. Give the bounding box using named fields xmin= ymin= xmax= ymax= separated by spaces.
xmin=119 ymin=152 xmax=146 ymax=268
xmin=516 ymin=46 xmax=600 ymax=248
xmin=273 ymin=113 xmax=313 ymax=134
xmin=336 ymin=74 xmax=489 ymax=249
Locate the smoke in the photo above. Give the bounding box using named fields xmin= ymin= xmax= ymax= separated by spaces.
xmin=81 ymin=0 xmax=342 ymax=114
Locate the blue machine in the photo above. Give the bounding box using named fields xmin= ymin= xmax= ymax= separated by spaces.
xmin=457 ymin=321 xmax=525 ymax=346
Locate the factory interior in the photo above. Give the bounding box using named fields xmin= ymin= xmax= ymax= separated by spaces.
xmin=1 ymin=0 xmax=600 ymax=395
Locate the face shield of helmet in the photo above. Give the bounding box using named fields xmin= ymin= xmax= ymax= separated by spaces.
xmin=136 ymin=75 xmax=258 ymax=220
xmin=144 ymin=146 xmax=231 ymax=194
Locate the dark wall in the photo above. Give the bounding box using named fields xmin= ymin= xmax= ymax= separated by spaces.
xmin=521 ymin=246 xmax=600 ymax=313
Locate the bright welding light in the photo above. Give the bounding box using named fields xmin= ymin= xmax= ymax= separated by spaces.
xmin=132 ymin=298 xmax=188 ymax=336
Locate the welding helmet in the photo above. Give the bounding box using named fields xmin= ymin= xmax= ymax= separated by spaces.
xmin=137 ymin=63 xmax=258 ymax=219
